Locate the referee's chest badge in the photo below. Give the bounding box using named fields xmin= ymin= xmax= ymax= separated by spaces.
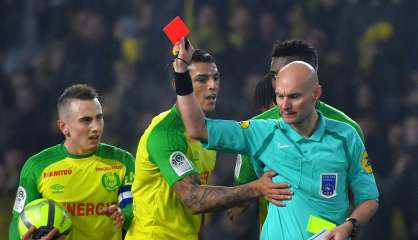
xmin=320 ymin=173 xmax=337 ymax=198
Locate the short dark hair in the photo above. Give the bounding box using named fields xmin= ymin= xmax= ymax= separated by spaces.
xmin=271 ymin=40 xmax=318 ymax=71
xmin=190 ymin=49 xmax=216 ymax=64
xmin=57 ymin=84 xmax=98 ymax=116
xmin=254 ymin=72 xmax=276 ymax=112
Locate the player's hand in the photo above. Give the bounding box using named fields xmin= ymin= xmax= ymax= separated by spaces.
xmin=323 ymin=221 xmax=352 ymax=240
xmin=253 ymin=171 xmax=292 ymax=206
xmin=22 ymin=226 xmax=63 ymax=240
xmin=227 ymin=202 xmax=250 ymax=221
xmin=173 ymin=37 xmax=194 ymax=73
xmin=100 ymin=204 xmax=124 ymax=228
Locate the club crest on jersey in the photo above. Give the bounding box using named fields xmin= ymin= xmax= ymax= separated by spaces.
xmin=320 ymin=173 xmax=337 ymax=198
xmin=170 ymin=151 xmax=193 ymax=176
xmin=361 ymin=151 xmax=373 ymax=173
xmin=101 ymin=172 xmax=121 ymax=192
xmin=239 ymin=121 xmax=250 ymax=129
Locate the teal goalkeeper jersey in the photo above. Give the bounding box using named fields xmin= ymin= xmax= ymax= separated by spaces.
xmin=204 ymin=113 xmax=379 ymax=239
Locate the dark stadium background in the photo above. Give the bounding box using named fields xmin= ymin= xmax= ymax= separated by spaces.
xmin=0 ymin=0 xmax=417 ymax=239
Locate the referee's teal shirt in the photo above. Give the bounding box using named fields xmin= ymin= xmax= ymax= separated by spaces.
xmin=204 ymin=112 xmax=379 ymax=240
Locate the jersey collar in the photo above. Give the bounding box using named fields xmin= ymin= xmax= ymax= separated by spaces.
xmin=278 ymin=111 xmax=326 ymax=142
xmin=60 ymin=143 xmax=97 ymax=159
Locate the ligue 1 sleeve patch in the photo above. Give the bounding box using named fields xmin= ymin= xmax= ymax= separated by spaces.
xmin=320 ymin=173 xmax=338 ymax=198
xmin=239 ymin=121 xmax=250 ymax=129
xmin=361 ymin=151 xmax=373 ymax=173
xmin=13 ymin=186 xmax=27 ymax=213
xmin=169 ymin=151 xmax=193 ymax=176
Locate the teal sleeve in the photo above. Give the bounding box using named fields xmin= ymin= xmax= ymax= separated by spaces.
xmin=147 ymin=126 xmax=198 ymax=186
xmin=233 ymin=108 xmax=280 ymax=184
xmin=348 ymin=133 xmax=379 ymax=205
xmin=205 ymin=119 xmax=277 ymax=156
xmin=9 ymin=158 xmax=43 ymax=240
xmin=234 ymin=154 xmax=258 ymax=184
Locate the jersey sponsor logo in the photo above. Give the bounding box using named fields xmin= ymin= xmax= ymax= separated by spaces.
xmin=320 ymin=173 xmax=338 ymax=198
xmin=234 ymin=154 xmax=243 ymax=180
xmin=101 ymin=172 xmax=121 ymax=192
xmin=63 ymin=202 xmax=116 ymax=216
xmin=50 ymin=184 xmax=65 ymax=194
xmin=13 ymin=186 xmax=26 ymax=213
xmin=96 ymin=165 xmax=123 ymax=172
xmin=43 ymin=168 xmax=72 ymax=178
xmin=169 ymin=151 xmax=193 ymax=176
xmin=361 ymin=151 xmax=373 ymax=173
xmin=239 ymin=121 xmax=250 ymax=129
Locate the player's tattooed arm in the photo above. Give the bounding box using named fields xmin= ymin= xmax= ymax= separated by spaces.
xmin=173 ymin=171 xmax=292 ymax=214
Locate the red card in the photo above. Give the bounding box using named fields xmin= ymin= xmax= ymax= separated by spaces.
xmin=163 ymin=16 xmax=190 ymax=45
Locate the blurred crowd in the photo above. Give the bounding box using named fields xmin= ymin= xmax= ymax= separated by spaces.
xmin=0 ymin=0 xmax=417 ymax=239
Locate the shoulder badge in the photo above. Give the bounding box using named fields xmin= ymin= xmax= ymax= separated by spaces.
xmin=13 ymin=186 xmax=27 ymax=213
xmin=170 ymin=151 xmax=193 ymax=176
xmin=239 ymin=121 xmax=250 ymax=129
xmin=361 ymin=151 xmax=373 ymax=173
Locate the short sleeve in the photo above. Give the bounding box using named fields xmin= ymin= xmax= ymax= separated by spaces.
xmin=347 ymin=133 xmax=379 ymax=205
xmin=118 ymin=151 xmax=135 ymax=219
xmin=147 ymin=126 xmax=198 ymax=186
xmin=9 ymin=158 xmax=43 ymax=240
xmin=122 ymin=152 xmax=135 ymax=185
xmin=205 ymin=119 xmax=277 ymax=157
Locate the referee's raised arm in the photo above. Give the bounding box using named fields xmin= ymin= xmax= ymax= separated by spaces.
xmin=173 ymin=38 xmax=208 ymax=142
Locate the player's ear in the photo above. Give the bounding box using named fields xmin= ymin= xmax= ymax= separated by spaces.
xmin=57 ymin=119 xmax=69 ymax=137
xmin=171 ymin=79 xmax=176 ymax=90
xmin=314 ymin=84 xmax=322 ymax=101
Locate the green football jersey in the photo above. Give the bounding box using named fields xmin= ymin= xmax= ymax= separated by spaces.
xmin=125 ymin=105 xmax=216 ymax=240
xmin=9 ymin=143 xmax=135 ymax=240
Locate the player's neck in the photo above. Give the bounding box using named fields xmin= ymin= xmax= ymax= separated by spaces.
xmin=64 ymin=141 xmax=97 ymax=156
xmin=292 ymin=111 xmax=319 ymax=138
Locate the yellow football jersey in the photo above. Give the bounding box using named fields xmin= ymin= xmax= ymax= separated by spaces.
xmin=126 ymin=106 xmax=216 ymax=240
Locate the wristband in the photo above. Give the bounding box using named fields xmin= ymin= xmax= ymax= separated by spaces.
xmin=174 ymin=57 xmax=189 ymax=65
xmin=174 ymin=71 xmax=193 ymax=96
xmin=345 ymin=217 xmax=360 ymax=238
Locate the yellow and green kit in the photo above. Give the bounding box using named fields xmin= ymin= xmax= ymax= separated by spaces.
xmin=125 ymin=105 xmax=216 ymax=240
xmin=9 ymin=143 xmax=134 ymax=240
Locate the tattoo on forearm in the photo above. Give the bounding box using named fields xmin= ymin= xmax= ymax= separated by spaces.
xmin=173 ymin=173 xmax=257 ymax=214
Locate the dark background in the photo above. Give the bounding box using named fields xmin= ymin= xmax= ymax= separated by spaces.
xmin=0 ymin=0 xmax=417 ymax=239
